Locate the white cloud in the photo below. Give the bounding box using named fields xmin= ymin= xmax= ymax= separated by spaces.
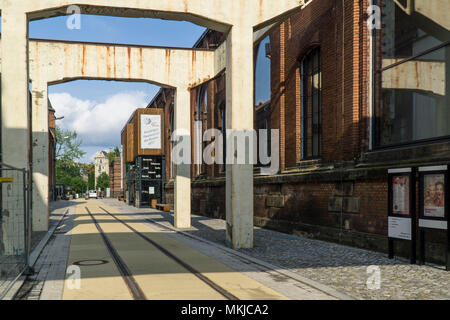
xmin=49 ymin=91 xmax=150 ymax=162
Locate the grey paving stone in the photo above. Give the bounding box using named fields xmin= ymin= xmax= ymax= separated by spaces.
xmin=100 ymin=198 xmax=450 ymax=300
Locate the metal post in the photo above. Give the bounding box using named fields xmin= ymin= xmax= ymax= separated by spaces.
xmin=162 ymin=156 xmax=166 ymax=204
xmin=388 ymin=238 xmax=394 ymax=259
xmin=24 ymin=168 xmax=33 ymax=275
xmin=419 ymin=229 xmax=425 ymax=265
xmin=447 ymin=170 xmax=450 ymax=271
xmin=410 ymin=168 xmax=417 ymax=264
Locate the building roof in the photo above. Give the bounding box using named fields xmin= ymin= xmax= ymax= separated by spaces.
xmin=94 ymin=150 xmax=108 ymax=159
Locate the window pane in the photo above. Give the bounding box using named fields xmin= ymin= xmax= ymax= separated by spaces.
xmin=378 ymin=45 xmax=449 ymax=146
xmin=382 ymin=1 xmax=445 ymax=66
xmin=301 ymin=48 xmax=322 ymax=159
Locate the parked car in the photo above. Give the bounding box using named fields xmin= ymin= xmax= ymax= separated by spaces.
xmin=88 ymin=190 xmax=98 ymax=199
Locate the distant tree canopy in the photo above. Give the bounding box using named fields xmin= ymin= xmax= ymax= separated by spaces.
xmin=56 ymin=126 xmax=86 ymax=162
xmin=96 ymin=172 xmax=110 ymax=191
xmin=55 ymin=126 xmax=87 ymax=194
xmin=88 ymin=172 xmax=95 ymax=191
xmin=107 ymin=147 xmax=121 ymax=163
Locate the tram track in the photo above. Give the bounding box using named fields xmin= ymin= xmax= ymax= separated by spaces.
xmin=97 ymin=206 xmax=239 ymax=301
xmin=85 ymin=207 xmax=147 ymax=300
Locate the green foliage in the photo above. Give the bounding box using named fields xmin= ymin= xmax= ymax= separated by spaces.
xmin=107 ymin=146 xmax=121 ymax=163
xmin=88 ymin=172 xmax=95 ymax=190
xmin=96 ymin=172 xmax=110 ymax=191
xmin=55 ymin=126 xmax=87 ymax=193
xmin=70 ymin=176 xmax=87 ymax=194
xmin=56 ymin=126 xmax=86 ymax=162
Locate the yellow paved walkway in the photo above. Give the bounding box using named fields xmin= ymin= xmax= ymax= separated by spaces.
xmin=63 ymin=200 xmax=289 ymax=300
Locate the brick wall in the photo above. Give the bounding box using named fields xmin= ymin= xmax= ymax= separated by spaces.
xmin=161 ymin=0 xmax=448 ymax=263
xmin=109 ymin=157 xmax=122 ymax=198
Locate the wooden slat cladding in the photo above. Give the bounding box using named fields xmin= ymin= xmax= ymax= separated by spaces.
xmin=122 ymin=108 xmax=165 ymax=164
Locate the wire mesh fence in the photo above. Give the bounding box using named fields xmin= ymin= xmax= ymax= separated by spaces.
xmin=0 ymin=163 xmax=31 ymax=299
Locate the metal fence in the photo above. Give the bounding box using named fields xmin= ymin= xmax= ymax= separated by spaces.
xmin=0 ymin=163 xmax=31 ymax=299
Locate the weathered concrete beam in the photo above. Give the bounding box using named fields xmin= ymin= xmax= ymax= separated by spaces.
xmin=29 ymin=39 xmax=217 ymax=88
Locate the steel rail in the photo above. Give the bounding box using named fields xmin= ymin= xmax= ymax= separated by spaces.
xmin=85 ymin=207 xmax=146 ymax=300
xmin=98 ymin=206 xmax=239 ymax=301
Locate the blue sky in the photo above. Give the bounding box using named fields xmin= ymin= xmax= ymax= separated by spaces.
xmin=30 ymin=15 xmax=206 ymax=163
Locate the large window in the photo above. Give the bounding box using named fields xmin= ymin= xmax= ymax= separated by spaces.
xmin=217 ymin=103 xmax=226 ymax=173
xmin=254 ymin=36 xmax=272 ymax=165
xmin=300 ymin=47 xmax=322 ymax=159
xmin=169 ymin=109 xmax=174 ymax=179
xmin=375 ymin=1 xmax=450 ymax=147
xmin=195 ymin=84 xmax=208 ymax=176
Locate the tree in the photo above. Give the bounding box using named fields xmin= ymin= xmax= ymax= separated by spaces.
xmin=56 ymin=126 xmax=86 ymax=162
xmin=96 ymin=172 xmax=110 ymax=191
xmin=88 ymin=172 xmax=95 ymax=191
xmin=55 ymin=126 xmax=86 ymax=190
xmin=107 ymin=146 xmax=121 ymax=163
xmin=70 ymin=176 xmax=87 ymax=194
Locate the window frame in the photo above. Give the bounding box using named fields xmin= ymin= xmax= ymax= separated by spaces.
xmin=300 ymin=46 xmax=322 ymax=160
xmin=372 ymin=0 xmax=450 ymax=150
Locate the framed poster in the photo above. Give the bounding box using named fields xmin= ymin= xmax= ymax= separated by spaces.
xmin=417 ymin=165 xmax=449 ymax=270
xmin=392 ymin=175 xmax=410 ymax=216
xmin=423 ymin=173 xmax=445 ymax=218
xmin=140 ymin=114 xmax=162 ymax=150
xmin=419 ymin=166 xmax=448 ymax=225
xmin=388 ymin=168 xmax=416 ymax=263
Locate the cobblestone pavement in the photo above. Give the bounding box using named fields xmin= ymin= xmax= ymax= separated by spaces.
xmin=101 ymin=199 xmax=450 ymax=300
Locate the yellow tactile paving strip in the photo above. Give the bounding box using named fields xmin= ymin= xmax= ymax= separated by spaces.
xmin=63 ymin=200 xmax=289 ymax=300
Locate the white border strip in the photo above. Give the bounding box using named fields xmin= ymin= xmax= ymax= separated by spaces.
xmin=419 ymin=219 xmax=448 ymax=230
xmin=419 ymin=165 xmax=448 ymax=172
xmin=388 ymin=168 xmax=412 ymax=174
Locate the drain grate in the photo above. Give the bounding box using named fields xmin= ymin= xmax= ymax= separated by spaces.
xmin=73 ymin=259 xmax=109 ymax=266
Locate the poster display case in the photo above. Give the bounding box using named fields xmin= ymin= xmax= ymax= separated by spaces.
xmin=418 ymin=166 xmax=449 ymax=270
xmin=387 ymin=168 xmax=416 ymax=263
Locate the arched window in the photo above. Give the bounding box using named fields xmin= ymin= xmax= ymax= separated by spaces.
xmin=255 ymin=36 xmax=271 ymax=106
xmin=195 ymin=84 xmax=208 ymax=176
xmin=254 ymin=36 xmax=272 ymax=165
xmin=300 ymin=47 xmax=321 ymax=160
xmin=169 ymin=108 xmax=175 ymax=179
xmin=218 ymin=103 xmax=226 ymax=173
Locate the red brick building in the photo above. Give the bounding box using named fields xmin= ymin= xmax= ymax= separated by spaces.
xmin=109 ymin=157 xmax=122 ymax=198
xmin=145 ymin=0 xmax=449 ymax=263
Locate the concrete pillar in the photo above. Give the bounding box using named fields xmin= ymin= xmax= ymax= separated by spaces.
xmin=173 ymin=87 xmax=192 ymax=229
xmin=31 ymin=83 xmax=50 ymax=231
xmin=225 ymin=25 xmax=254 ymax=249
xmin=1 ymin=8 xmax=29 ymax=255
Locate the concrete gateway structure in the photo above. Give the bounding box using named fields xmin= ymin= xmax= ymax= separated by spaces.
xmin=0 ymin=0 xmax=448 ymax=263
xmin=0 ymin=0 xmax=308 ymax=254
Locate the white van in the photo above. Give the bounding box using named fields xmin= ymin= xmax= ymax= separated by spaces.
xmin=88 ymin=190 xmax=98 ymax=199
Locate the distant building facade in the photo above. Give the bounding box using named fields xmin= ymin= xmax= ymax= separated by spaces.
xmin=94 ymin=151 xmax=109 ymax=188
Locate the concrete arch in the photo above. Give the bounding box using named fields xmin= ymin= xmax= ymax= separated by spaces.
xmin=26 ymin=39 xmax=218 ymax=233
xmin=1 ymin=0 xmax=306 ymax=252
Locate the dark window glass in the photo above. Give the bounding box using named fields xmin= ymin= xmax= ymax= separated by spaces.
xmin=301 ymin=47 xmax=321 ymax=159
xmin=254 ymin=36 xmax=272 ymax=166
xmin=376 ymin=1 xmax=450 ymax=147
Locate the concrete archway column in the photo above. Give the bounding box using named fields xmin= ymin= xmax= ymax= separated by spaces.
xmin=173 ymin=87 xmax=192 ymax=229
xmin=31 ymin=83 xmax=50 ymax=232
xmin=225 ymin=25 xmax=254 ymax=249
xmin=0 ymin=9 xmax=29 ymax=255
